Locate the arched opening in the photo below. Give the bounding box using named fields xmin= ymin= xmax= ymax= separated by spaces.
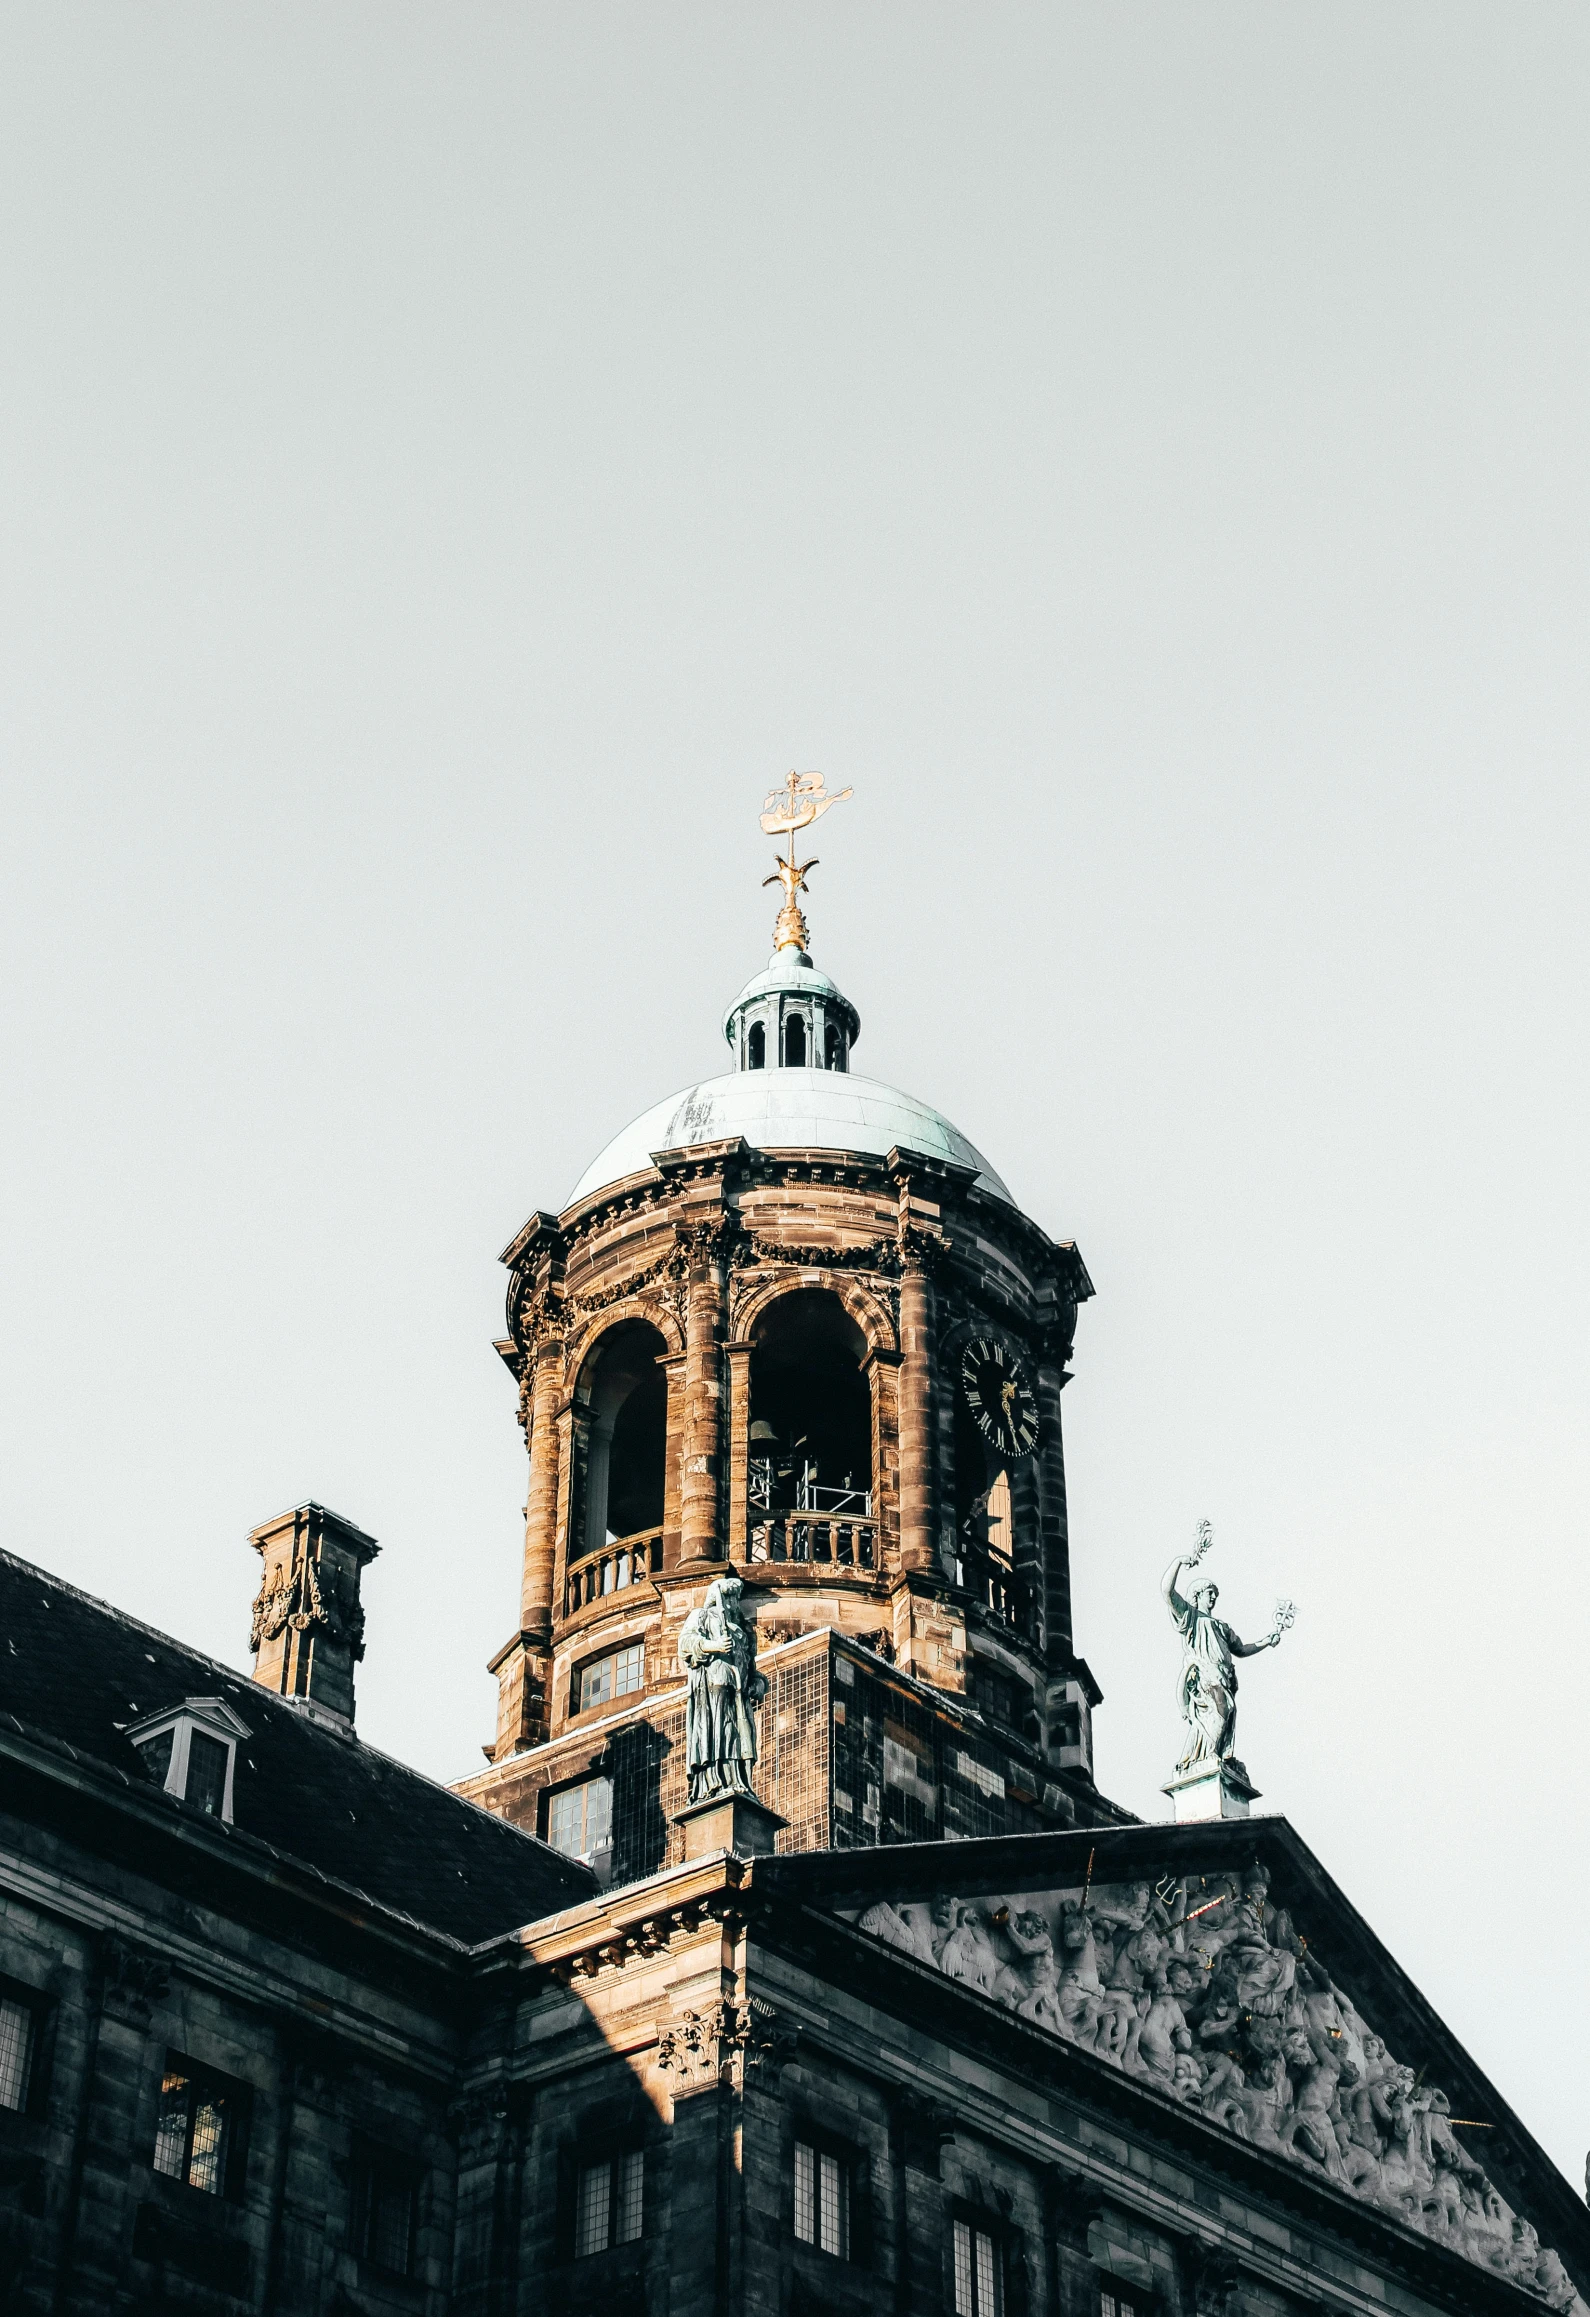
xmin=575 ymin=1320 xmax=667 ymax=1562
xmin=783 ymin=1013 xmax=807 ymax=1067
xmin=952 ymin=1388 xmax=1040 ymax=1656
xmin=748 ymin=1290 xmax=871 ymax=1516
xmin=747 ymin=1020 xmax=766 ymax=1070
xmin=824 ymin=1020 xmax=842 ymax=1070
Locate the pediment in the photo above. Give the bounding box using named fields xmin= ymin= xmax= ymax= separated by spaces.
xmin=788 ymin=1823 xmax=1588 ymax=2313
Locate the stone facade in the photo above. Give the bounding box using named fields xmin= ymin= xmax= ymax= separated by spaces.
xmin=2 ymin=907 xmax=1586 ymax=2317
xmin=471 ymin=1135 xmax=1103 ymax=1867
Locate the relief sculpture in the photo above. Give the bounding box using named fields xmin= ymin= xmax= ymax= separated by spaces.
xmin=851 ymin=1866 xmax=1588 ymax=2312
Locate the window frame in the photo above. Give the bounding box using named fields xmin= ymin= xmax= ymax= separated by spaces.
xmin=1096 ymin=2277 xmax=1156 ymax=2317
xmin=350 ymin=2137 xmax=423 ymax=2280
xmin=543 ymin=1773 xmax=615 ymax=1865
xmin=149 ymin=2051 xmax=249 ymax=2201
xmin=789 ymin=2119 xmax=870 ymax=2268
xmin=0 ymin=1979 xmax=46 ymax=2120
xmin=125 ymin=1697 xmax=251 ymax=1824
xmin=571 ymin=2142 xmax=645 ymax=2259
xmin=950 ymin=2208 xmax=1004 ymax=2317
xmin=573 ymin=1642 xmax=645 ymax=1716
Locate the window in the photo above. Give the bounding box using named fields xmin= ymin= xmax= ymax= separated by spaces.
xmin=793 ymin=2139 xmax=848 ymax=2258
xmin=352 ymin=2145 xmax=418 ymax=2278
xmin=824 ymin=1021 xmax=842 ymax=1070
xmin=547 ymin=1776 xmax=613 ymax=1863
xmin=748 ymin=1021 xmax=766 ymax=1069
xmin=953 ymin=2217 xmax=1001 ymax=2317
xmin=0 ymin=1997 xmax=33 ymax=2112
xmin=152 ymin=2060 xmax=236 ymax=2196
xmin=577 ymin=1645 xmax=644 ymax=1713
xmin=784 ymin=1015 xmax=807 ymax=1066
xmin=127 ymin=1698 xmax=249 ymax=1823
xmin=575 ymin=2148 xmax=644 ymax=2257
xmin=1098 ymin=2286 xmax=1152 ymax=2317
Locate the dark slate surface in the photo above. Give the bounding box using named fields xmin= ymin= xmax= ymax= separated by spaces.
xmin=0 ymin=1547 xmax=593 ymax=1945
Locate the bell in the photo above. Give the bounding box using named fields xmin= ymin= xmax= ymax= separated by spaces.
xmin=748 ymin=1420 xmax=778 ymax=1445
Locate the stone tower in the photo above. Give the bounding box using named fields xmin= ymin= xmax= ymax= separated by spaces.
xmin=462 ymin=784 xmax=1117 ymax=1876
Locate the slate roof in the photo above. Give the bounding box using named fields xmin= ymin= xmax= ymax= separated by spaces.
xmin=0 ymin=1547 xmax=594 ymax=1946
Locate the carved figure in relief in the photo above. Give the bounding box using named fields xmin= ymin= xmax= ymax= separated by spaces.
xmin=1055 ymin=1904 xmax=1137 ymax=2059
xmin=856 ymin=1899 xmax=936 ymax=1964
xmin=678 ymin=1575 xmax=767 ymax=1804
xmin=1162 ymin=1522 xmax=1293 ymax=1771
xmin=938 ymin=1903 xmax=1004 ymax=1996
xmin=846 ymin=1867 xmax=1586 ymax=2308
xmin=1136 ymin=1971 xmax=1195 ymax=2084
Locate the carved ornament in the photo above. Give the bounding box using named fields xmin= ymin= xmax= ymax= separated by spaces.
xmin=846 ymin=1866 xmax=1589 ymax=2312
xmin=655 ymin=1996 xmax=796 ymax=2091
xmin=249 ymin=1544 xmax=365 ymax=1662
xmin=100 ymin=1931 xmax=171 ymax=2021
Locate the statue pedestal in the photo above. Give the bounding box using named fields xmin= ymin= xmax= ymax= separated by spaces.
xmin=674 ymin=1791 xmax=788 ymax=1861
xmin=1162 ymin=1758 xmax=1260 ymax=1824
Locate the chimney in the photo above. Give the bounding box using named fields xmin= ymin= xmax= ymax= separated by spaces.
xmin=248 ymin=1503 xmax=379 ymax=1728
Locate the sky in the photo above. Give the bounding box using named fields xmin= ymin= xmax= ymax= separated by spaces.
xmin=2 ymin=2 xmax=1587 ymax=2185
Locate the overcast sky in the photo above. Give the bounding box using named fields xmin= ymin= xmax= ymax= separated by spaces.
xmin=2 ymin=3 xmax=1587 ymax=2184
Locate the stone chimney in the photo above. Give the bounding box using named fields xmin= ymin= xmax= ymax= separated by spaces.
xmin=248 ymin=1502 xmax=379 ymax=1728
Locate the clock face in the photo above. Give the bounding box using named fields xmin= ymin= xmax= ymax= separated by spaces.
xmin=959 ymin=1336 xmax=1040 ymax=1461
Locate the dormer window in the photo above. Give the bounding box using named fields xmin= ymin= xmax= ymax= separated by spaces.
xmin=126 ymin=1698 xmax=251 ymax=1823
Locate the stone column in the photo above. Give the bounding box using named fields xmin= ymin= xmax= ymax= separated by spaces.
xmin=897 ymin=1260 xmax=940 ymax=1573
xmin=519 ymin=1336 xmax=565 ymax=1642
xmin=661 ymin=1350 xmax=688 ymax=1568
xmin=725 ymin=1340 xmax=754 ymax=1560
xmin=1036 ymin=1350 xmax=1073 ymax=1671
xmin=680 ymin=1246 xmax=728 ymax=1563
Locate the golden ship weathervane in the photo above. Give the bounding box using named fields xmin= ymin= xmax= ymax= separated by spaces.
xmin=759 ymin=770 xmax=852 ymax=954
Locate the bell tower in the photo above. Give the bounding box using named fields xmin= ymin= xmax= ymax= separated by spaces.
xmin=460 ymin=779 xmax=1116 ymax=1878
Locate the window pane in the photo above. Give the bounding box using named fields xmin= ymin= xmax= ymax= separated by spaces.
xmin=137 ymin=1729 xmax=175 ymax=1787
xmin=953 ymin=2218 xmax=975 ymax=2317
xmin=369 ymin=2171 xmax=414 ymax=2273
xmin=576 ymin=2160 xmax=611 ymax=2258
xmin=187 ymin=2093 xmax=227 ymax=2195
xmin=548 ymin=1785 xmax=586 ymax=1856
xmin=0 ymin=1998 xmax=31 ymax=2113
xmin=549 ymin=1778 xmax=613 ymax=1861
xmin=818 ymin=2151 xmax=846 ymax=2257
xmin=615 ymin=2148 xmax=644 ymax=2245
xmin=975 ymin=2227 xmax=998 ymax=2317
xmin=614 ymin=1645 xmax=644 ymax=1698
xmin=794 ymin=2141 xmax=816 ymax=2245
xmin=585 ymin=1777 xmax=612 ymax=1851
xmin=186 ymin=1731 xmax=229 ymax=1817
xmin=153 ymin=2072 xmax=191 ymax=2180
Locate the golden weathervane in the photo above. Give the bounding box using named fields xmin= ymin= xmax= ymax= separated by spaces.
xmin=759 ymin=771 xmax=853 ymax=954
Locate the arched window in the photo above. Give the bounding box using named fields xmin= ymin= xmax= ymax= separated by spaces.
xmin=824 ymin=1021 xmax=842 ymax=1070
xmin=749 ymin=1290 xmax=871 ymax=1512
xmin=575 ymin=1320 xmax=667 ymax=1561
xmin=747 ymin=1021 xmax=766 ymax=1070
xmin=784 ymin=1014 xmax=807 ymax=1067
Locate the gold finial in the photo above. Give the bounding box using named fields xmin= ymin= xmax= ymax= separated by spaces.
xmin=759 ymin=771 xmax=853 ymax=954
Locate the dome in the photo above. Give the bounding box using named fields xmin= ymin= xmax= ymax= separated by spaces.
xmin=566 ymin=1067 xmax=1013 ymax=1209
xmin=722 ymin=953 xmax=859 ymax=1045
